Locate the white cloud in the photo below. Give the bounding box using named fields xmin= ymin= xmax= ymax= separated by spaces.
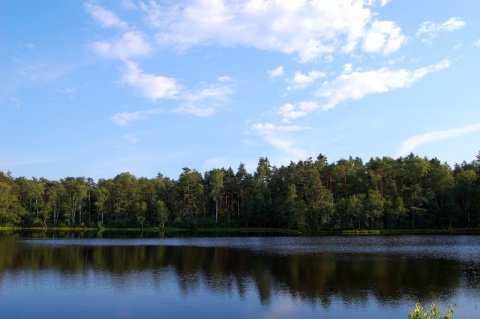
xmin=473 ymin=39 xmax=480 ymax=47
xmin=139 ymin=0 xmax=172 ymax=29
xmin=417 ymin=17 xmax=465 ymax=43
xmin=377 ymin=0 xmax=391 ymax=6
xmin=264 ymin=135 xmax=308 ymax=158
xmin=147 ymin=0 xmax=404 ymax=62
xmin=278 ymin=101 xmax=319 ymax=122
xmin=84 ymin=2 xmax=128 ymax=29
xmin=343 ymin=63 xmax=353 ymax=74
xmin=116 ymin=62 xmax=233 ymax=117
xmin=85 ymin=1 xmax=234 ymax=118
xmin=318 ymin=60 xmax=450 ymax=110
xmin=174 ymin=81 xmax=234 ymax=116
xmin=245 ymin=122 xmax=311 ymax=158
xmin=362 ymin=20 xmax=406 ymax=54
xmin=288 ymin=70 xmax=326 ymax=90
xmin=111 ymin=109 xmax=162 ymax=126
xmin=249 ymin=123 xmax=311 ymax=135
xmin=218 ymin=75 xmax=233 ymax=82
xmin=397 ymin=124 xmax=480 ymax=157
xmin=120 ymin=61 xmax=181 ymax=100
xmin=91 ymin=31 xmax=152 ymax=60
xmin=268 ymin=66 xmax=284 ymax=79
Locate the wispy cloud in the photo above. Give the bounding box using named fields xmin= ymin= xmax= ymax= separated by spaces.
xmin=276 ymin=60 xmax=449 ymax=118
xmin=248 ymin=123 xmax=312 ymax=135
xmin=473 ymin=39 xmax=480 ymax=47
xmin=264 ymin=135 xmax=308 ymax=158
xmin=278 ymin=101 xmax=319 ymax=122
xmin=218 ymin=75 xmax=233 ymax=82
xmin=16 ymin=59 xmax=67 ymax=83
xmin=55 ymin=87 xmax=77 ymax=97
xmin=84 ymin=2 xmax=128 ymax=29
xmin=121 ymin=0 xmax=136 ymax=10
xmin=246 ymin=123 xmax=310 ymax=158
xmin=90 ymin=31 xmax=152 ymax=60
xmin=397 ymin=124 xmax=480 ymax=157
xmin=118 ymin=62 xmax=234 ymax=116
xmin=120 ymin=61 xmax=181 ymax=100
xmin=416 ymin=17 xmax=465 ymax=43
xmin=318 ymin=60 xmax=450 ymax=110
xmin=111 ymin=109 xmax=162 ymax=126
xmin=288 ymin=70 xmax=326 ymax=90
xmin=377 ymin=0 xmax=391 ymax=6
xmin=268 ymin=66 xmax=284 ymax=79
xmin=175 ymin=82 xmax=234 ymax=116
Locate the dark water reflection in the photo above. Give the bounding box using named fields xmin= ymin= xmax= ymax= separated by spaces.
xmin=0 ymin=233 xmax=479 ymax=319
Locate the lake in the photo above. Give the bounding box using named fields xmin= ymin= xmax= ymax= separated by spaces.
xmin=0 ymin=232 xmax=479 ymax=319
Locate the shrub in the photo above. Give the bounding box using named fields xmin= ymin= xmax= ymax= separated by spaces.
xmin=408 ymin=303 xmax=456 ymax=319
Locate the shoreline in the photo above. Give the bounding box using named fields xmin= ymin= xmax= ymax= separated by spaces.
xmin=1 ymin=226 xmax=479 ymax=236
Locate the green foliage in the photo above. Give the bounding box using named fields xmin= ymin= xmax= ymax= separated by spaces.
xmin=408 ymin=303 xmax=456 ymax=319
xmin=1 ymin=151 xmax=479 ymax=230
xmin=156 ymin=200 xmax=169 ymax=227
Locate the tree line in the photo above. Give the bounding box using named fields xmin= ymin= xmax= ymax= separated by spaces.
xmin=1 ymin=152 xmax=479 ymax=230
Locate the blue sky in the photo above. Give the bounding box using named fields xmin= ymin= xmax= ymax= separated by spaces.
xmin=1 ymin=0 xmax=480 ymax=181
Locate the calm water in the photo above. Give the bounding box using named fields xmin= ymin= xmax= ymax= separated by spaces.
xmin=0 ymin=232 xmax=479 ymax=319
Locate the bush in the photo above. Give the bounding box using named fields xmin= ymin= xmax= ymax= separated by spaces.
xmin=408 ymin=303 xmax=456 ymax=319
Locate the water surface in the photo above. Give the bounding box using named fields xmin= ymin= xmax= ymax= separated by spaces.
xmin=0 ymin=233 xmax=478 ymax=318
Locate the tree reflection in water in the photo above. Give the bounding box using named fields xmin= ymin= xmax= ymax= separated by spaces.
xmin=1 ymin=232 xmax=478 ymax=309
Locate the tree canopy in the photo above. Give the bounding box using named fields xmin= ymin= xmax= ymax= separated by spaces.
xmin=1 ymin=152 xmax=479 ymax=231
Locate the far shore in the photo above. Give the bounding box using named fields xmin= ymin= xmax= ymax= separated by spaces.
xmin=1 ymin=226 xmax=480 ymax=236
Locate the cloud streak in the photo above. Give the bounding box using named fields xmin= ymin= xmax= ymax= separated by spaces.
xmin=264 ymin=135 xmax=308 ymax=158
xmin=84 ymin=2 xmax=128 ymax=29
xmin=416 ymin=17 xmax=465 ymax=43
xmin=397 ymin=124 xmax=480 ymax=157
xmin=268 ymin=66 xmax=284 ymax=79
xmin=248 ymin=123 xmax=311 ymax=135
xmin=288 ymin=70 xmax=326 ymax=90
xmin=111 ymin=109 xmax=162 ymax=126
xmin=275 ymin=60 xmax=450 ymax=122
xmin=246 ymin=123 xmax=311 ymax=157
xmin=318 ymin=60 xmax=450 ymax=110
xmin=91 ymin=31 xmax=152 ymax=60
xmin=175 ymin=83 xmax=234 ymax=116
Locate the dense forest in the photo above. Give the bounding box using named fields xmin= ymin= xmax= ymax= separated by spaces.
xmin=1 ymin=152 xmax=479 ymax=231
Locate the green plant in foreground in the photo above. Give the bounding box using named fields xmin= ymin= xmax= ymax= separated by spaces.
xmin=408 ymin=303 xmax=456 ymax=319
